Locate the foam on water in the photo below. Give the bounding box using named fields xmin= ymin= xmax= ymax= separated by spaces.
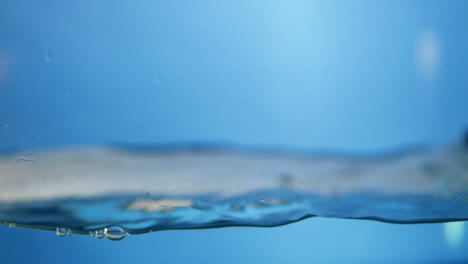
xmin=0 ymin=135 xmax=467 ymax=239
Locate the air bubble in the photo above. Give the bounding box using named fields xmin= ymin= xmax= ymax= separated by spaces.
xmin=94 ymin=229 xmax=105 ymax=239
xmin=8 ymin=222 xmax=16 ymax=228
xmin=56 ymin=227 xmax=71 ymax=237
xmin=104 ymin=226 xmax=127 ymax=241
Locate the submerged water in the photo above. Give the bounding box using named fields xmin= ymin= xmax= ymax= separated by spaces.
xmin=1 ymin=137 xmax=468 ymax=239
xmin=1 ymin=0 xmax=468 ymax=263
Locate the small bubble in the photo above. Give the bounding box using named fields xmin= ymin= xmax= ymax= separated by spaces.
xmin=8 ymin=222 xmax=16 ymax=228
xmin=94 ymin=229 xmax=105 ymax=239
xmin=104 ymin=226 xmax=127 ymax=241
xmin=56 ymin=227 xmax=71 ymax=237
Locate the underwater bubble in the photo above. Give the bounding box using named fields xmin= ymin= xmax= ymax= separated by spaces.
xmin=104 ymin=226 xmax=127 ymax=241
xmin=94 ymin=229 xmax=105 ymax=239
xmin=56 ymin=227 xmax=71 ymax=237
xmin=8 ymin=222 xmax=15 ymax=228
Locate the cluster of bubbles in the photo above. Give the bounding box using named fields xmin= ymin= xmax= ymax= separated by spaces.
xmin=55 ymin=227 xmax=72 ymax=237
xmin=54 ymin=226 xmax=127 ymax=241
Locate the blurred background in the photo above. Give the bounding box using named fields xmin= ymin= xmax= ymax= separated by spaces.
xmin=0 ymin=0 xmax=467 ymax=263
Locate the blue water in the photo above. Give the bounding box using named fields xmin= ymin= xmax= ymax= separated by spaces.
xmin=1 ymin=0 xmax=468 ymax=263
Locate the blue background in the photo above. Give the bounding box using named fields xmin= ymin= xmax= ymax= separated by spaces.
xmin=0 ymin=0 xmax=467 ymax=263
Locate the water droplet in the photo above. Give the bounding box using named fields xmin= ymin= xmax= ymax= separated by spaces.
xmin=44 ymin=50 xmax=55 ymax=63
xmin=94 ymin=229 xmax=105 ymax=239
xmin=104 ymin=226 xmax=127 ymax=241
xmin=56 ymin=227 xmax=71 ymax=237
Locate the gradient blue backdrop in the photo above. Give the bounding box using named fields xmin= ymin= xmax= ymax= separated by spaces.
xmin=0 ymin=0 xmax=467 ymax=263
